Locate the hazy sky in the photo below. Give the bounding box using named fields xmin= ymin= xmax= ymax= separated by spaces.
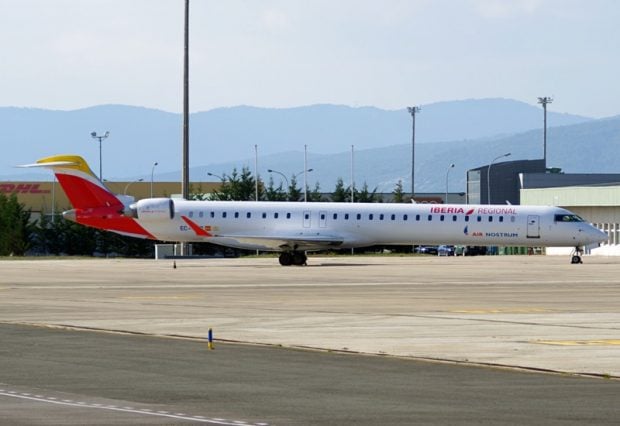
xmin=1 ymin=0 xmax=619 ymax=118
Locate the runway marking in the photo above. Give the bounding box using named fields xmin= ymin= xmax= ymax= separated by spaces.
xmin=451 ymin=308 xmax=553 ymax=314
xmin=534 ymin=339 xmax=620 ymax=346
xmin=122 ymin=295 xmax=201 ymax=300
xmin=0 ymin=390 xmax=269 ymax=425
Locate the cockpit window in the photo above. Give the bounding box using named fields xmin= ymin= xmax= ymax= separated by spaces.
xmin=554 ymin=214 xmax=584 ymax=223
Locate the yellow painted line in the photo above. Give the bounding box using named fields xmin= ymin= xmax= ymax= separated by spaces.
xmin=534 ymin=339 xmax=620 ymax=346
xmin=451 ymin=308 xmax=553 ymax=314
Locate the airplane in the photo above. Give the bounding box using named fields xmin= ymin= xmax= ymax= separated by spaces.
xmin=22 ymin=154 xmax=607 ymax=265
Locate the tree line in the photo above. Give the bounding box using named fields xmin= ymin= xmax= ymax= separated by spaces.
xmin=0 ymin=172 xmax=406 ymax=257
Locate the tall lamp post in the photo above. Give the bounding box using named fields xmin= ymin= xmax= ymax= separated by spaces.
xmin=90 ymin=131 xmax=109 ymax=180
xmin=207 ymin=172 xmax=224 ymax=181
xmin=267 ymin=169 xmax=289 ymax=188
xmin=445 ymin=163 xmax=455 ymax=204
xmin=124 ymin=178 xmax=144 ymax=195
xmin=537 ymin=96 xmax=553 ymax=170
xmin=150 ymin=162 xmax=158 ymax=198
xmin=407 ymin=106 xmax=421 ymax=200
xmin=350 ymin=145 xmax=355 ymax=203
xmin=268 ymin=168 xmax=313 ymax=199
xmin=487 ymin=153 xmax=511 ymax=204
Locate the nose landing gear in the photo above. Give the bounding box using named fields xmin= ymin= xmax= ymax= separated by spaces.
xmin=570 ymin=247 xmax=583 ymax=264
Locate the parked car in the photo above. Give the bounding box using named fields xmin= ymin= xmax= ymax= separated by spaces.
xmin=415 ymin=245 xmax=438 ymax=255
xmin=437 ymin=245 xmax=455 ymax=256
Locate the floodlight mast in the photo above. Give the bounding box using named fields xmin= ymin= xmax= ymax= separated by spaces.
xmin=90 ymin=131 xmax=109 ymax=181
xmin=407 ymin=106 xmax=421 ymax=200
xmin=537 ymin=96 xmax=553 ymax=170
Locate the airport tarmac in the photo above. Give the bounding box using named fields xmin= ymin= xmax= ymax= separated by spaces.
xmin=0 ymin=255 xmax=619 ymax=377
xmin=2 ymin=323 xmax=619 ymax=425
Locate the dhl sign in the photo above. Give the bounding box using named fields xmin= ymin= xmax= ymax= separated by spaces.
xmin=0 ymin=183 xmax=51 ymax=194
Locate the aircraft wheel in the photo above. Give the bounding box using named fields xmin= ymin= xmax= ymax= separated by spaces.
xmin=292 ymin=252 xmax=307 ymax=266
xmin=571 ymin=255 xmax=582 ymax=264
xmin=279 ymin=252 xmax=293 ymax=266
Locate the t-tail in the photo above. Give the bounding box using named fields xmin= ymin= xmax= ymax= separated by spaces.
xmin=23 ymin=155 xmax=155 ymax=239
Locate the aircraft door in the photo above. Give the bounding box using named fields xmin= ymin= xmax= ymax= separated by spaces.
xmin=319 ymin=211 xmax=327 ymax=228
xmin=527 ymin=215 xmax=540 ymax=238
xmin=303 ymin=210 xmax=311 ymax=228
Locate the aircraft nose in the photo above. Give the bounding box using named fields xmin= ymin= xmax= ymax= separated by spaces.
xmin=588 ymin=226 xmax=608 ymax=244
xmin=591 ymin=227 xmax=609 ymax=243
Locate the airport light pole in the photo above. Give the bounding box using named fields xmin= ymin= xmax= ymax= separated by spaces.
xmin=445 ymin=163 xmax=455 ymax=204
xmin=124 ymin=178 xmax=144 ymax=195
xmin=303 ymin=144 xmax=308 ymax=202
xmin=268 ymin=169 xmax=314 ymax=196
xmin=487 ymin=153 xmax=511 ymax=204
xmin=537 ymin=96 xmax=553 ymax=170
xmin=207 ymin=172 xmax=225 ymax=181
xmin=267 ymin=169 xmax=289 ymax=188
xmin=90 ymin=131 xmax=109 ymax=181
xmin=351 ymin=145 xmax=355 ymax=203
xmin=150 ymin=162 xmax=158 ymax=198
xmin=254 ymin=144 xmax=259 ymax=202
xmin=407 ymin=106 xmax=421 ymax=201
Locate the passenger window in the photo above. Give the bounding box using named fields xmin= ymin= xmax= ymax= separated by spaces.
xmin=222 ymin=212 xmax=227 ymax=218
xmin=428 ymin=215 xmax=432 ymax=221
xmin=286 ymin=213 xmax=291 ymax=219
xmin=357 ymin=214 xmax=361 ymax=220
xmin=465 ymin=216 xmax=470 ymax=222
xmin=391 ymin=214 xmax=396 ymax=220
xmin=262 ymin=212 xmax=267 ymax=219
xmin=321 ymin=213 xmax=326 ymax=220
xmin=305 ymin=213 xmax=310 ymax=220
xmin=369 ymin=214 xmax=374 ymax=220
xmin=344 ymin=213 xmax=349 ymax=220
xmin=403 ymin=214 xmax=408 ymax=221
xmin=210 ymin=211 xmax=215 ymax=218
xmin=274 ymin=213 xmax=279 ymax=219
xmin=452 ymin=215 xmax=457 ymax=222
xmin=379 ymin=214 xmax=384 ymax=220
xmin=440 ymin=215 xmax=445 ymax=221
xmin=477 ymin=216 xmax=482 ymax=222
xmin=247 ymin=212 xmax=251 ymax=218
xmin=415 ymin=214 xmax=420 ymax=221
xmin=488 ymin=216 xmax=493 ymax=222
xmin=234 ymin=212 xmax=239 ymax=218
xmin=333 ymin=213 xmax=338 ymax=220
xmin=499 ymin=216 xmax=504 ymax=222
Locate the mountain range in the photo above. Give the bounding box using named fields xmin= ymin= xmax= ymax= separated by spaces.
xmin=1 ymin=98 xmax=617 ymax=192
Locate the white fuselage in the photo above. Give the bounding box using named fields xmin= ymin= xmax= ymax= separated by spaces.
xmin=132 ymin=200 xmax=607 ymax=252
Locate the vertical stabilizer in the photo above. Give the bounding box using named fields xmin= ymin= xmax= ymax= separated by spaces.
xmin=35 ymin=155 xmax=122 ymax=209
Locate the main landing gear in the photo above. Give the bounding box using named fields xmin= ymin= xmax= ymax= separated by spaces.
xmin=570 ymin=246 xmax=583 ymax=264
xmin=279 ymin=251 xmax=307 ymax=266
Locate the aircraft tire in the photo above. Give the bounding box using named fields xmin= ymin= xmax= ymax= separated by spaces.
xmin=571 ymin=255 xmax=582 ymax=264
xmin=279 ymin=252 xmax=293 ymax=266
xmin=292 ymin=252 xmax=307 ymax=266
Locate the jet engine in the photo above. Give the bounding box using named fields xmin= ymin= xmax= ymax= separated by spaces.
xmin=129 ymin=198 xmax=175 ymax=222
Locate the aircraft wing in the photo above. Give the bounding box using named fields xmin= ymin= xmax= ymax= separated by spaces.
xmin=216 ymin=233 xmax=345 ymax=251
xmin=179 ymin=215 xmax=344 ymax=251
